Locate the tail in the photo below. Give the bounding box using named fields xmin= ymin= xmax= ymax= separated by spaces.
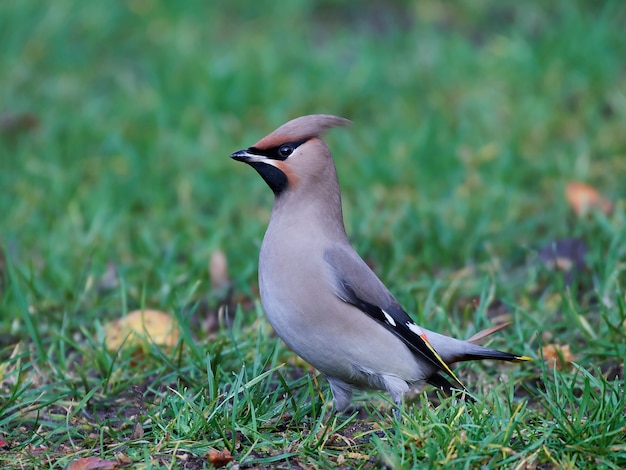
xmin=464 ymin=322 xmax=532 ymax=363
xmin=457 ymin=346 xmax=533 ymax=363
xmin=426 ymin=344 xmax=530 ymax=397
xmin=425 ymin=323 xmax=531 ymax=397
xmin=423 ymin=324 xmax=532 ymax=364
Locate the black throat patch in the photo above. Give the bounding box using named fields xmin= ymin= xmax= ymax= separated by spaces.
xmin=248 ymin=162 xmax=288 ymax=195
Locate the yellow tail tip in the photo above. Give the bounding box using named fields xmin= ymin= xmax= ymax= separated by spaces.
xmin=514 ymin=355 xmax=533 ymax=362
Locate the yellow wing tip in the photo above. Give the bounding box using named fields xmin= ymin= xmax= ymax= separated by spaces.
xmin=420 ymin=333 xmax=466 ymax=389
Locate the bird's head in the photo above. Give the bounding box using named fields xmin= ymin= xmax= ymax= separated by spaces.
xmin=231 ymin=114 xmax=351 ymax=196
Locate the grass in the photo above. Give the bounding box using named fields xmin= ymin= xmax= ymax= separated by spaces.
xmin=1 ymin=0 xmax=626 ymax=468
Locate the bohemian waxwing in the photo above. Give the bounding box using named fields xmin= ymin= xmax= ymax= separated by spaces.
xmin=231 ymin=114 xmax=531 ymax=412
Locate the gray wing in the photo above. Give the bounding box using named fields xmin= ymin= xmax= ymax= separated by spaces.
xmin=323 ymin=245 xmax=465 ymax=390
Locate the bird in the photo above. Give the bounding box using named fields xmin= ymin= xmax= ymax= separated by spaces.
xmin=230 ymin=114 xmax=531 ymax=412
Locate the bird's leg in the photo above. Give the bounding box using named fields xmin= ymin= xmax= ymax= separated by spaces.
xmin=326 ymin=376 xmax=354 ymax=412
xmin=382 ymin=375 xmax=409 ymax=420
xmin=392 ymin=405 xmax=402 ymax=420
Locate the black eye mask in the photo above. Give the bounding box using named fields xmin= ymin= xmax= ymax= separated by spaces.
xmin=246 ymin=138 xmax=309 ymax=161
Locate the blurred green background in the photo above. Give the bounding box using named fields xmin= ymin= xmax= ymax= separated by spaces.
xmin=1 ymin=0 xmax=626 ymax=465
xmin=2 ymin=1 xmax=624 ymax=301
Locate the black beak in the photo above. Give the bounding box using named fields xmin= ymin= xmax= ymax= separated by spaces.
xmin=230 ymin=149 xmax=252 ymax=162
xmin=230 ymin=148 xmax=287 ymax=195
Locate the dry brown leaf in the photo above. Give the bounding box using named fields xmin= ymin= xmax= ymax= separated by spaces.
xmin=466 ymin=323 xmax=512 ymax=344
xmin=542 ymin=344 xmax=575 ymax=369
xmin=114 ymin=453 xmax=132 ymax=466
xmin=206 ymin=448 xmax=234 ymax=468
xmin=538 ymin=238 xmax=587 ymax=286
xmin=104 ymin=309 xmax=179 ymax=352
xmin=539 ymin=238 xmax=586 ymax=271
xmin=0 ymin=113 xmax=39 ymax=134
xmin=130 ymin=421 xmax=144 ymax=440
xmin=209 ymin=250 xmax=230 ymax=291
xmin=66 ymin=457 xmax=119 ymax=470
xmin=565 ymin=182 xmax=613 ymax=216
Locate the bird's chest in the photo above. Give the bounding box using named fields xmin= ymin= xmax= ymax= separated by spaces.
xmin=257 ymin=230 xmax=332 ymax=334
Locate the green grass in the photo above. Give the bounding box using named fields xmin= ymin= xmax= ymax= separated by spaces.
xmin=1 ymin=0 xmax=626 ymax=468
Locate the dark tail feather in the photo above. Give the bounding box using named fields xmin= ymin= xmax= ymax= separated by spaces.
xmin=465 ymin=324 xmax=532 ymax=363
xmin=460 ymin=344 xmax=532 ymax=363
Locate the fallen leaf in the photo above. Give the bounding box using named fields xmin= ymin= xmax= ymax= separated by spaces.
xmin=104 ymin=309 xmax=179 ymax=352
xmin=66 ymin=457 xmax=119 ymax=470
xmin=26 ymin=445 xmax=48 ymax=456
xmin=114 ymin=453 xmax=132 ymax=465
xmin=0 ymin=113 xmax=39 ymax=134
xmin=538 ymin=238 xmax=586 ymax=285
xmin=206 ymin=250 xmax=234 ymax=333
xmin=466 ymin=322 xmax=512 ymax=344
xmin=206 ymin=448 xmax=233 ymax=468
xmin=98 ymin=262 xmax=119 ymax=290
xmin=565 ymin=182 xmax=613 ymax=216
xmin=209 ymin=250 xmax=230 ymax=292
xmin=0 ymin=437 xmax=7 ymax=448
xmin=130 ymin=421 xmax=144 ymax=440
xmin=542 ymin=344 xmax=575 ymax=369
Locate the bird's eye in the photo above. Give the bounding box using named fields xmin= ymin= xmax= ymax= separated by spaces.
xmin=278 ymin=144 xmax=294 ymax=158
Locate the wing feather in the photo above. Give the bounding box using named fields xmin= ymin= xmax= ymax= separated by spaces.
xmin=324 ymin=246 xmax=466 ymax=390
